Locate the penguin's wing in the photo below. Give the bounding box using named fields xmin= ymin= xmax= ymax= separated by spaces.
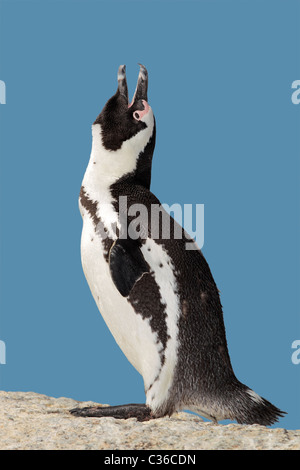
xmin=109 ymin=238 xmax=150 ymax=297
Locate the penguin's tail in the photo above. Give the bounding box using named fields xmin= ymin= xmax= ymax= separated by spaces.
xmin=224 ymin=382 xmax=286 ymax=426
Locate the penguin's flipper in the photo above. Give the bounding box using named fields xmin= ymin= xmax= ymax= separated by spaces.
xmin=109 ymin=238 xmax=150 ymax=297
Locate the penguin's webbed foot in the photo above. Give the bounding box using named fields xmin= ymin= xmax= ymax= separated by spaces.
xmin=70 ymin=403 xmax=153 ymax=422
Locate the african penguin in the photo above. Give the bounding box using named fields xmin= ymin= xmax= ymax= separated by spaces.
xmin=71 ymin=64 xmax=285 ymax=425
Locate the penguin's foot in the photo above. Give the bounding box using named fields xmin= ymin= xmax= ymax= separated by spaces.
xmin=70 ymin=403 xmax=153 ymax=422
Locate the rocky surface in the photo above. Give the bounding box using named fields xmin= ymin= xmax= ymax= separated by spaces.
xmin=0 ymin=391 xmax=299 ymax=450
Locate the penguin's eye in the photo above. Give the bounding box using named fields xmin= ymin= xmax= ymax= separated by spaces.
xmin=133 ymin=111 xmax=141 ymax=121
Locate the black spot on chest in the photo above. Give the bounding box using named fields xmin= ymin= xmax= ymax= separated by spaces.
xmin=79 ymin=186 xmax=100 ymax=226
xmin=79 ymin=186 xmax=114 ymax=261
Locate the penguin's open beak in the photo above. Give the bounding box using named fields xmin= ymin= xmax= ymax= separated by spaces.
xmin=118 ymin=64 xmax=148 ymax=106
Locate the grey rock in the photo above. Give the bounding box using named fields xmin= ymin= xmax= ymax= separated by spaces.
xmin=0 ymin=391 xmax=299 ymax=450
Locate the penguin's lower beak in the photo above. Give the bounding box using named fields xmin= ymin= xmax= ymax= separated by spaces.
xmin=118 ymin=64 xmax=148 ymax=107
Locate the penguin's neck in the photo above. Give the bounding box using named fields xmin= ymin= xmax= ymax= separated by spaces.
xmin=83 ymin=123 xmax=155 ymax=197
xmin=115 ymin=122 xmax=156 ymax=190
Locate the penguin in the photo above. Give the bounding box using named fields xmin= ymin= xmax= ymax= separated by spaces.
xmin=71 ymin=64 xmax=285 ymax=425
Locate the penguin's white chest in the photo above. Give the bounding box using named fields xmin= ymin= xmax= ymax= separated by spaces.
xmin=79 ymin=203 xmax=162 ymax=390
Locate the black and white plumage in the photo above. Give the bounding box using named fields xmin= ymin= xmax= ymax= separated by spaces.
xmin=71 ymin=65 xmax=285 ymax=425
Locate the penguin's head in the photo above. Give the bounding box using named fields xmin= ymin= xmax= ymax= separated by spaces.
xmin=91 ymin=64 xmax=156 ymax=188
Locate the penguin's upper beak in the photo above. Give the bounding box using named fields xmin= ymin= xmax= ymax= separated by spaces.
xmin=118 ymin=64 xmax=148 ymax=106
xmin=117 ymin=65 xmax=129 ymax=102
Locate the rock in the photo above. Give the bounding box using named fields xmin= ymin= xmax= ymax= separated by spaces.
xmin=0 ymin=391 xmax=299 ymax=450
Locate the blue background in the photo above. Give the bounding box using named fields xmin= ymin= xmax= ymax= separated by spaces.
xmin=0 ymin=0 xmax=299 ymax=430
